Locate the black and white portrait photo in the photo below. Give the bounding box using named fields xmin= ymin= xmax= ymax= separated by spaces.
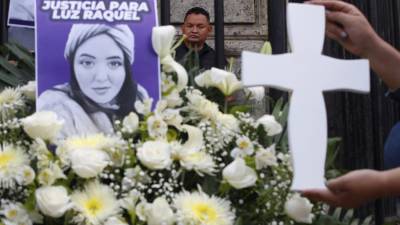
xmin=38 ymin=24 xmax=150 ymax=139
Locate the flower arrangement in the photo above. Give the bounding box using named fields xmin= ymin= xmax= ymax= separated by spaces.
xmin=0 ymin=26 xmax=328 ymax=225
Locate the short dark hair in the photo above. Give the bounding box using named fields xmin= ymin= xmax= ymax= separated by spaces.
xmin=184 ymin=7 xmax=210 ymax=22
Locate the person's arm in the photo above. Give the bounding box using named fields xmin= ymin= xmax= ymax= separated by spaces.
xmin=302 ymin=168 xmax=400 ymax=208
xmin=308 ymin=0 xmax=400 ymax=90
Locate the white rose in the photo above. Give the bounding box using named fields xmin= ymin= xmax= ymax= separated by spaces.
xmin=22 ymin=111 xmax=64 ymax=141
xmin=35 ymin=186 xmax=71 ymax=218
xmin=70 ymin=149 xmax=110 ymax=178
xmin=255 ymin=144 xmax=278 ymax=170
xmin=137 ymin=141 xmax=172 ymax=170
xmin=20 ymin=81 xmax=36 ymax=100
xmin=257 ymin=115 xmax=283 ymax=136
xmin=285 ymin=193 xmax=314 ymax=224
xmin=195 ymin=68 xmax=243 ymax=96
xmin=222 ymin=158 xmax=257 ymax=189
xmin=146 ymin=197 xmax=175 ymax=225
xmin=122 ymin=112 xmax=139 ymax=133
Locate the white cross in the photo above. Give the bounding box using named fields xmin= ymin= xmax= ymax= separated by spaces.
xmin=242 ymin=3 xmax=370 ymax=190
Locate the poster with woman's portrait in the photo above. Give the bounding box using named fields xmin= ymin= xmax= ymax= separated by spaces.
xmin=36 ymin=0 xmax=160 ymax=139
xmin=8 ymin=0 xmax=35 ymax=28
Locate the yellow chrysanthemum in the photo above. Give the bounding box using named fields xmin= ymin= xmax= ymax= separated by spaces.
xmin=71 ymin=181 xmax=120 ymax=225
xmin=174 ymin=191 xmax=235 ymax=225
xmin=0 ymin=144 xmax=29 ymax=188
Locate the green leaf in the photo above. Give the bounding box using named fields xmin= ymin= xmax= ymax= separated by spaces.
xmin=361 ymin=216 xmax=373 ymax=225
xmin=229 ymin=105 xmax=251 ymax=114
xmin=260 ymin=41 xmax=272 ymax=55
xmin=326 ymin=137 xmax=342 ymax=170
xmin=342 ymin=209 xmax=354 ymax=223
xmin=0 ymin=69 xmax=20 ymax=86
xmin=234 ymin=217 xmax=244 ymax=225
xmin=272 ymin=97 xmax=284 ymax=118
xmin=332 ymin=208 xmax=342 ymax=220
xmin=5 ymin=42 xmax=35 ymax=70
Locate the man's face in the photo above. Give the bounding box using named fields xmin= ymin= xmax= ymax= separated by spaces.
xmin=182 ymin=13 xmax=212 ymax=48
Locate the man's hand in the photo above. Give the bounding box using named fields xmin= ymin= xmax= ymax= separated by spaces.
xmin=302 ymin=170 xmax=386 ymax=208
xmin=307 ymin=0 xmax=380 ymax=58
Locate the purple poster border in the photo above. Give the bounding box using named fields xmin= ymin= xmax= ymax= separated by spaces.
xmin=35 ymin=0 xmax=161 ymax=106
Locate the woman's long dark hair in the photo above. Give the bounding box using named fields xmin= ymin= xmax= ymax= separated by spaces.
xmin=68 ymin=50 xmax=138 ymax=121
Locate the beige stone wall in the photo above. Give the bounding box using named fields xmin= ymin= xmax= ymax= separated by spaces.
xmin=164 ymin=0 xmax=268 ymax=60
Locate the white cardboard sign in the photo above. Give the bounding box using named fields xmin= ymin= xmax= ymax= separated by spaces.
xmin=242 ymin=3 xmax=370 ymax=190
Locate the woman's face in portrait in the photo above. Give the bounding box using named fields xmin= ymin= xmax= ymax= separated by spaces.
xmin=73 ymin=34 xmax=126 ymax=104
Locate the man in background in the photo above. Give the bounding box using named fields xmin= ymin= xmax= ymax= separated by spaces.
xmin=175 ymin=7 xmax=226 ymax=70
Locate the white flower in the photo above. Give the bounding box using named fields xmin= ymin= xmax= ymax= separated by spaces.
xmin=0 ymin=144 xmax=30 ymax=188
xmin=222 ymin=158 xmax=257 ymax=189
xmin=135 ymin=201 xmax=147 ymax=222
xmin=285 ymin=193 xmax=314 ymax=224
xmin=38 ymin=168 xmax=56 ymax=186
xmin=37 ymin=163 xmax=66 ymax=186
xmin=21 ymin=111 xmax=64 ymax=141
xmin=181 ymin=125 xmax=203 ymax=152
xmin=71 ymin=181 xmax=120 ymax=225
xmin=0 ymin=87 xmax=24 ymax=118
xmin=135 ymin=98 xmax=153 ymax=116
xmin=217 ymin=113 xmax=239 ymax=132
xmin=104 ymin=217 xmax=128 ymax=225
xmin=257 ymin=115 xmax=282 ymax=136
xmin=164 ymin=88 xmax=183 ymax=107
xmin=186 ymin=93 xmax=220 ymax=121
xmin=19 ymin=165 xmax=35 ymax=185
xmin=161 ymin=72 xmax=175 ymax=93
xmin=122 ymin=112 xmax=139 ymax=133
xmin=247 ymin=86 xmax=265 ymax=102
xmin=162 ymin=109 xmax=183 ymax=129
xmin=0 ymin=202 xmax=31 ymax=224
xmin=20 ymin=81 xmax=36 ymax=100
xmin=174 ymin=191 xmax=235 ymax=225
xmin=147 ymin=115 xmax=168 ymax=139
xmin=31 ymin=138 xmax=51 ymax=169
xmin=35 ymin=186 xmax=71 ymax=218
xmin=230 ymin=136 xmax=254 ymax=158
xmin=255 ymin=144 xmax=278 ymax=170
xmin=137 ymin=141 xmax=172 ymax=170
xmin=57 ymin=134 xmax=120 ymax=167
xmin=119 ymin=190 xmax=141 ymax=213
xmin=180 ymin=151 xmax=216 ymax=176
xmin=70 ymin=149 xmax=110 ymax=178
xmin=195 ymin=68 xmax=243 ymax=96
xmin=145 ymin=197 xmax=175 ymax=225
xmin=152 ymin=26 xmax=188 ymax=91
